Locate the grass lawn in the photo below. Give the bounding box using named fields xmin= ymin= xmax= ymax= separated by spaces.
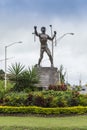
xmin=0 ymin=115 xmax=87 ymax=130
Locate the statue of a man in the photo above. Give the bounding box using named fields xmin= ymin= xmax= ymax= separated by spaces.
xmin=34 ymin=26 xmax=56 ymax=67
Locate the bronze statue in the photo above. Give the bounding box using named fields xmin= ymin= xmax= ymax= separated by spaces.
xmin=34 ymin=26 xmax=56 ymax=67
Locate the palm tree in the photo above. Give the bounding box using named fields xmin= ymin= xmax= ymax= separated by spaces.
xmin=8 ymin=62 xmax=25 ymax=91
xmin=8 ymin=63 xmax=39 ymax=92
xmin=20 ymin=67 xmax=39 ymax=91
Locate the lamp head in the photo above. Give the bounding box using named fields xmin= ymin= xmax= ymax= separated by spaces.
xmin=70 ymin=33 xmax=74 ymax=35
xmin=18 ymin=41 xmax=23 ymax=43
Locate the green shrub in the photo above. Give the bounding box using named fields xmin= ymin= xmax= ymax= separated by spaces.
xmin=24 ymin=93 xmax=34 ymax=106
xmin=0 ymin=106 xmax=87 ymax=115
xmin=4 ymin=92 xmax=27 ymax=106
xmin=45 ymin=96 xmax=54 ymax=107
xmin=50 ymin=97 xmax=58 ymax=107
xmin=57 ymin=97 xmax=68 ymax=107
xmin=1 ymin=90 xmax=87 ymax=108
xmin=79 ymin=95 xmax=87 ymax=106
xmin=68 ymin=91 xmax=80 ymax=106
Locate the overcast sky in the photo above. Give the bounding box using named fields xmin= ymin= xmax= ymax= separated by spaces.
xmin=0 ymin=0 xmax=87 ymax=85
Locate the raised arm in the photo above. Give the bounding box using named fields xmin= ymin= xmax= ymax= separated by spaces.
xmin=48 ymin=31 xmax=57 ymax=41
xmin=34 ymin=26 xmax=39 ymax=37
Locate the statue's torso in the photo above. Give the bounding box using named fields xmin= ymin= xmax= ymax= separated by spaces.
xmin=39 ymin=33 xmax=48 ymax=48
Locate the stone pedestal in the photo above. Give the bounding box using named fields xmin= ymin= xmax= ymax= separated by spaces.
xmin=36 ymin=67 xmax=59 ymax=89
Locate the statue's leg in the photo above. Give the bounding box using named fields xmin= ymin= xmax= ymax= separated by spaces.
xmin=38 ymin=48 xmax=44 ymax=66
xmin=46 ymin=47 xmax=53 ymax=67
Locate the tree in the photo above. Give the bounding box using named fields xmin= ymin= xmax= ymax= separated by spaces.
xmin=8 ymin=63 xmax=39 ymax=92
xmin=8 ymin=62 xmax=25 ymax=91
xmin=0 ymin=69 xmax=5 ymax=80
xmin=8 ymin=62 xmax=25 ymax=80
xmin=59 ymin=65 xmax=66 ymax=85
xmin=19 ymin=67 xmax=39 ymax=91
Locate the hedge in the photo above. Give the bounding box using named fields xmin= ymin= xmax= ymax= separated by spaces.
xmin=0 ymin=106 xmax=87 ymax=115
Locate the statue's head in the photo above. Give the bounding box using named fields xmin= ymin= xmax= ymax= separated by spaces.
xmin=41 ymin=27 xmax=46 ymax=33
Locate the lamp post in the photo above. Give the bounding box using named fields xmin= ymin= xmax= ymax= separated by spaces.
xmin=55 ymin=33 xmax=74 ymax=46
xmin=49 ymin=24 xmax=74 ymax=66
xmin=4 ymin=41 xmax=22 ymax=89
xmin=49 ymin=25 xmax=54 ymax=66
xmin=53 ymin=32 xmax=74 ymax=66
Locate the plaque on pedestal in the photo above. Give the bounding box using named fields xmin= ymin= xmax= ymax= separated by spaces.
xmin=36 ymin=67 xmax=59 ymax=89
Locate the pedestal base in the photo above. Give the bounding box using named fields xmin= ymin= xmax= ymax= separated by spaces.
xmin=36 ymin=67 xmax=59 ymax=89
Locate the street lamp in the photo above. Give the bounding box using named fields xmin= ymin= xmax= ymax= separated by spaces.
xmin=52 ymin=32 xmax=74 ymax=66
xmin=49 ymin=24 xmax=74 ymax=66
xmin=49 ymin=25 xmax=54 ymax=66
xmin=5 ymin=41 xmax=22 ymax=89
xmin=55 ymin=33 xmax=74 ymax=46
